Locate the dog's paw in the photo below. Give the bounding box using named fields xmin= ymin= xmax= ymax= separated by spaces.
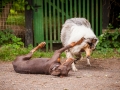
xmin=39 ymin=42 xmax=46 ymax=48
xmin=72 ymin=62 xmax=78 ymax=71
xmin=72 ymin=67 xmax=78 ymax=72
xmin=72 ymin=65 xmax=78 ymax=71
xmin=86 ymin=64 xmax=91 ymax=67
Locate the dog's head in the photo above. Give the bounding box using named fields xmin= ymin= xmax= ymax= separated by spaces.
xmin=86 ymin=38 xmax=98 ymax=50
xmin=81 ymin=38 xmax=98 ymax=57
xmin=51 ymin=58 xmax=74 ymax=77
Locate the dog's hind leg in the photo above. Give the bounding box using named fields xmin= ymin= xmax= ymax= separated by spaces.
xmin=30 ymin=42 xmax=46 ymax=53
xmin=59 ymin=37 xmax=85 ymax=53
xmin=23 ymin=42 xmax=46 ymax=60
xmin=50 ymin=45 xmax=73 ymax=63
xmin=51 ymin=38 xmax=84 ymax=63
xmin=65 ymin=38 xmax=85 ymax=71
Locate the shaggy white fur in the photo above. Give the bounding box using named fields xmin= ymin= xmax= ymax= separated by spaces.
xmin=68 ymin=25 xmax=98 ymax=54
xmin=61 ymin=18 xmax=98 ymax=71
xmin=68 ymin=25 xmax=96 ymax=44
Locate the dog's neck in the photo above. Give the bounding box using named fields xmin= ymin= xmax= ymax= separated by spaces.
xmin=49 ymin=63 xmax=60 ymax=74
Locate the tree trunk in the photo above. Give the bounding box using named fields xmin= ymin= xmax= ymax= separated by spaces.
xmin=0 ymin=2 xmax=12 ymax=30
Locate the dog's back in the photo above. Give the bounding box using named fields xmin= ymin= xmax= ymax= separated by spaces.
xmin=12 ymin=56 xmax=51 ymax=74
xmin=61 ymin=18 xmax=98 ymax=53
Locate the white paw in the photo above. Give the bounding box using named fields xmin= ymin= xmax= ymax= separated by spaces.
xmin=87 ymin=58 xmax=91 ymax=66
xmin=86 ymin=63 xmax=91 ymax=67
xmin=72 ymin=67 xmax=78 ymax=71
xmin=72 ymin=63 xmax=78 ymax=71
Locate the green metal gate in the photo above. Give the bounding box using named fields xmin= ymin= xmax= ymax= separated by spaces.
xmin=33 ymin=0 xmax=102 ymax=51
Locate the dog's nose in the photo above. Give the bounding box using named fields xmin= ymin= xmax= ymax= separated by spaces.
xmin=92 ymin=47 xmax=96 ymax=51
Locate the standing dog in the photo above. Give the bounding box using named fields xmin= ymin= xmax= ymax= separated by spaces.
xmin=61 ymin=18 xmax=99 ymax=71
xmin=12 ymin=38 xmax=84 ymax=77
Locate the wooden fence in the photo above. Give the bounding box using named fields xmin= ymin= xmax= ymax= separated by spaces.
xmin=33 ymin=0 xmax=102 ymax=51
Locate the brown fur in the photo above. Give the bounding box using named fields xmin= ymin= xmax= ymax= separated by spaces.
xmin=12 ymin=38 xmax=84 ymax=77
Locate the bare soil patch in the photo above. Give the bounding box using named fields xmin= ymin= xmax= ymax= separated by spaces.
xmin=0 ymin=58 xmax=120 ymax=90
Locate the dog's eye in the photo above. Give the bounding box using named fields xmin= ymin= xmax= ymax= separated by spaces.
xmin=87 ymin=42 xmax=94 ymax=49
xmin=88 ymin=42 xmax=92 ymax=46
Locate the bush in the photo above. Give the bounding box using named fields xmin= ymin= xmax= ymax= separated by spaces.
xmin=0 ymin=29 xmax=24 ymax=48
xmin=96 ymin=28 xmax=120 ymax=53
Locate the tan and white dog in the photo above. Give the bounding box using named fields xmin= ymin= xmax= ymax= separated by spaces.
xmin=61 ymin=18 xmax=99 ymax=71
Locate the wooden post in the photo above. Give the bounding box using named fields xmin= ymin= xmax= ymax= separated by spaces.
xmin=33 ymin=0 xmax=44 ymax=46
xmin=25 ymin=0 xmax=33 ymax=47
xmin=102 ymin=0 xmax=110 ymax=29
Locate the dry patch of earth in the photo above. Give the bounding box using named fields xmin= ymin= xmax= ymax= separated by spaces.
xmin=0 ymin=58 xmax=120 ymax=90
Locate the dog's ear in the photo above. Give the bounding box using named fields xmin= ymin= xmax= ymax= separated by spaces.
xmin=91 ymin=38 xmax=97 ymax=43
xmin=51 ymin=69 xmax=61 ymax=76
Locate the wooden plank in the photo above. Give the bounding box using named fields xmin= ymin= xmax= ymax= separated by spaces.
xmin=78 ymin=0 xmax=81 ymax=17
xmin=33 ymin=0 xmax=44 ymax=46
xmin=87 ymin=0 xmax=90 ymax=20
xmin=53 ymin=0 xmax=56 ymax=41
xmin=61 ymin=0 xmax=64 ymax=24
xmin=57 ymin=0 xmax=60 ymax=42
xmin=66 ymin=0 xmax=69 ymax=19
xmin=74 ymin=0 xmax=77 ymax=17
xmin=70 ymin=0 xmax=72 ymax=17
xmin=44 ymin=0 xmax=66 ymax=16
xmin=91 ymin=0 xmax=94 ymax=31
xmin=44 ymin=0 xmax=49 ymax=51
xmin=49 ymin=0 xmax=52 ymax=51
xmin=96 ymin=0 xmax=98 ymax=36
xmin=82 ymin=0 xmax=85 ymax=17
xmin=100 ymin=0 xmax=102 ymax=35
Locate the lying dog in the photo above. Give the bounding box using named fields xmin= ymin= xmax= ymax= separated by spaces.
xmin=12 ymin=38 xmax=84 ymax=77
xmin=61 ymin=18 xmax=99 ymax=71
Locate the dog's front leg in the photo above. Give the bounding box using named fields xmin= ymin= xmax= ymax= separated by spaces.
xmin=84 ymin=45 xmax=92 ymax=66
xmin=86 ymin=56 xmax=91 ymax=66
xmin=65 ymin=50 xmax=78 ymax=71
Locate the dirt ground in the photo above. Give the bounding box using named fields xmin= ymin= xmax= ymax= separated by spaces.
xmin=0 ymin=58 xmax=120 ymax=90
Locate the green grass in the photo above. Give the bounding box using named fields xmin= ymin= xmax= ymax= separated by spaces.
xmin=0 ymin=45 xmax=120 ymax=62
xmin=91 ymin=50 xmax=120 ymax=59
xmin=0 ymin=45 xmax=65 ymax=61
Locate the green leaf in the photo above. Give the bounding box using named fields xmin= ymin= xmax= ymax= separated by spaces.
xmin=26 ymin=5 xmax=30 ymax=10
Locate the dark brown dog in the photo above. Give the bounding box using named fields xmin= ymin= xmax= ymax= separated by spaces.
xmin=12 ymin=38 xmax=84 ymax=77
